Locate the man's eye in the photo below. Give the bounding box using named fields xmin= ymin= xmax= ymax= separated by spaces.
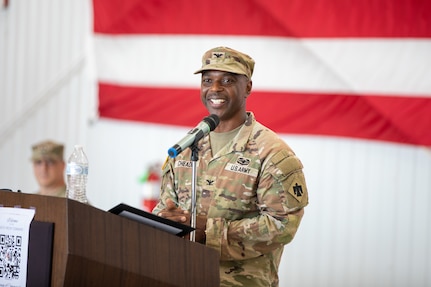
xmin=222 ymin=78 xmax=234 ymax=84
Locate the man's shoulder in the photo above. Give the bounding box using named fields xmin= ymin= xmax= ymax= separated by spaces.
xmin=251 ymin=121 xmax=288 ymax=146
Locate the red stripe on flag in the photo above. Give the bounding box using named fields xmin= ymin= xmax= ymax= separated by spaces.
xmin=98 ymin=84 xmax=207 ymax=125
xmin=93 ymin=0 xmax=431 ymax=37
xmin=99 ymin=83 xmax=431 ymax=146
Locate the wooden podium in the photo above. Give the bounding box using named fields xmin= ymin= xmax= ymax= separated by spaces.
xmin=0 ymin=190 xmax=220 ymax=287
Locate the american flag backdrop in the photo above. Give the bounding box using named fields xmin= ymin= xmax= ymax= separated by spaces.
xmin=92 ymin=0 xmax=431 ymax=146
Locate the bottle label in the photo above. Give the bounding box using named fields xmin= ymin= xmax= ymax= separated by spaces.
xmin=66 ymin=163 xmax=88 ymax=175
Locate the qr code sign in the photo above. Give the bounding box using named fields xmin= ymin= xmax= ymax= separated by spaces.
xmin=0 ymin=234 xmax=22 ymax=280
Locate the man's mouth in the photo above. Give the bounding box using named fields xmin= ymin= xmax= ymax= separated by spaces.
xmin=210 ymin=99 xmax=226 ymax=104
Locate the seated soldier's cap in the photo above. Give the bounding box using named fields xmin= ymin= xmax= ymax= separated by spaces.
xmin=194 ymin=46 xmax=255 ymax=79
xmin=31 ymin=140 xmax=64 ymax=161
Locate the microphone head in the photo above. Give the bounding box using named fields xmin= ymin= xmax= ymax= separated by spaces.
xmin=167 ymin=146 xmax=179 ymax=158
xmin=203 ymin=114 xmax=220 ymax=131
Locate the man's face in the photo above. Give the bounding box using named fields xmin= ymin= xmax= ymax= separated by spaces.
xmin=200 ymin=70 xmax=252 ymax=122
xmin=33 ymin=158 xmax=65 ymax=188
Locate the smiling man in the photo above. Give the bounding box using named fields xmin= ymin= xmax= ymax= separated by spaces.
xmin=154 ymin=47 xmax=309 ymax=287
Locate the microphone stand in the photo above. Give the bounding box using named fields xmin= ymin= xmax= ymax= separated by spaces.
xmin=189 ymin=142 xmax=199 ymax=242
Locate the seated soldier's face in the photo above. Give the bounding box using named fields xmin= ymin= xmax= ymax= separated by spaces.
xmin=33 ymin=158 xmax=64 ymax=187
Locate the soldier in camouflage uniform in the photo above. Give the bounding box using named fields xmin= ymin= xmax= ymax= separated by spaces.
xmin=31 ymin=140 xmax=67 ymax=197
xmin=153 ymin=47 xmax=308 ymax=287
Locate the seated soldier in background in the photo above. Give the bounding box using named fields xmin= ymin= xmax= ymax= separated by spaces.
xmin=31 ymin=140 xmax=66 ymax=197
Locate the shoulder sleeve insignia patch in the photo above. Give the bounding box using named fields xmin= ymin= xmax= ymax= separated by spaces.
xmin=287 ymin=177 xmax=308 ymax=204
xmin=291 ymin=182 xmax=304 ymax=200
xmin=271 ymin=150 xmax=308 ymax=204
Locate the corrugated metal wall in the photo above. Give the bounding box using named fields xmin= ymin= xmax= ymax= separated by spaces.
xmin=1 ymin=1 xmax=430 ymax=286
xmin=0 ymin=0 xmax=95 ymax=192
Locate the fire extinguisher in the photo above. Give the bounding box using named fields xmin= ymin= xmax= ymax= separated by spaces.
xmin=138 ymin=164 xmax=161 ymax=212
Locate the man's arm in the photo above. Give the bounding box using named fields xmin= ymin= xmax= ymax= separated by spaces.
xmin=206 ymin=153 xmax=308 ymax=261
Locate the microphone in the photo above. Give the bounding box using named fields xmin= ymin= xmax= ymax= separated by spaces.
xmin=168 ymin=114 xmax=220 ymax=158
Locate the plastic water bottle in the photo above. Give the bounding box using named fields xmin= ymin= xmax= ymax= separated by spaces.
xmin=66 ymin=145 xmax=89 ymax=203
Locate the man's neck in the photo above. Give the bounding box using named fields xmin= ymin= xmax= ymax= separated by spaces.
xmin=214 ymin=112 xmax=248 ymax=133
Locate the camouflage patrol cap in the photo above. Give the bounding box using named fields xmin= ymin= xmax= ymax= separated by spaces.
xmin=31 ymin=140 xmax=64 ymax=161
xmin=194 ymin=46 xmax=255 ymax=79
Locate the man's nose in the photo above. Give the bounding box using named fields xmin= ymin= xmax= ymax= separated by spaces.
xmin=209 ymin=81 xmax=223 ymax=92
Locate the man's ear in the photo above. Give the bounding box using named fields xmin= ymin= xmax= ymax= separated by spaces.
xmin=246 ymin=80 xmax=252 ymax=95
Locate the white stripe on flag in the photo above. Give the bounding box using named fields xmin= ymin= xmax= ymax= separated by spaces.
xmin=94 ymin=35 xmax=431 ymax=97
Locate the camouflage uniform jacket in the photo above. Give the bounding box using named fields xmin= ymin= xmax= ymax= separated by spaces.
xmin=153 ymin=112 xmax=308 ymax=287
